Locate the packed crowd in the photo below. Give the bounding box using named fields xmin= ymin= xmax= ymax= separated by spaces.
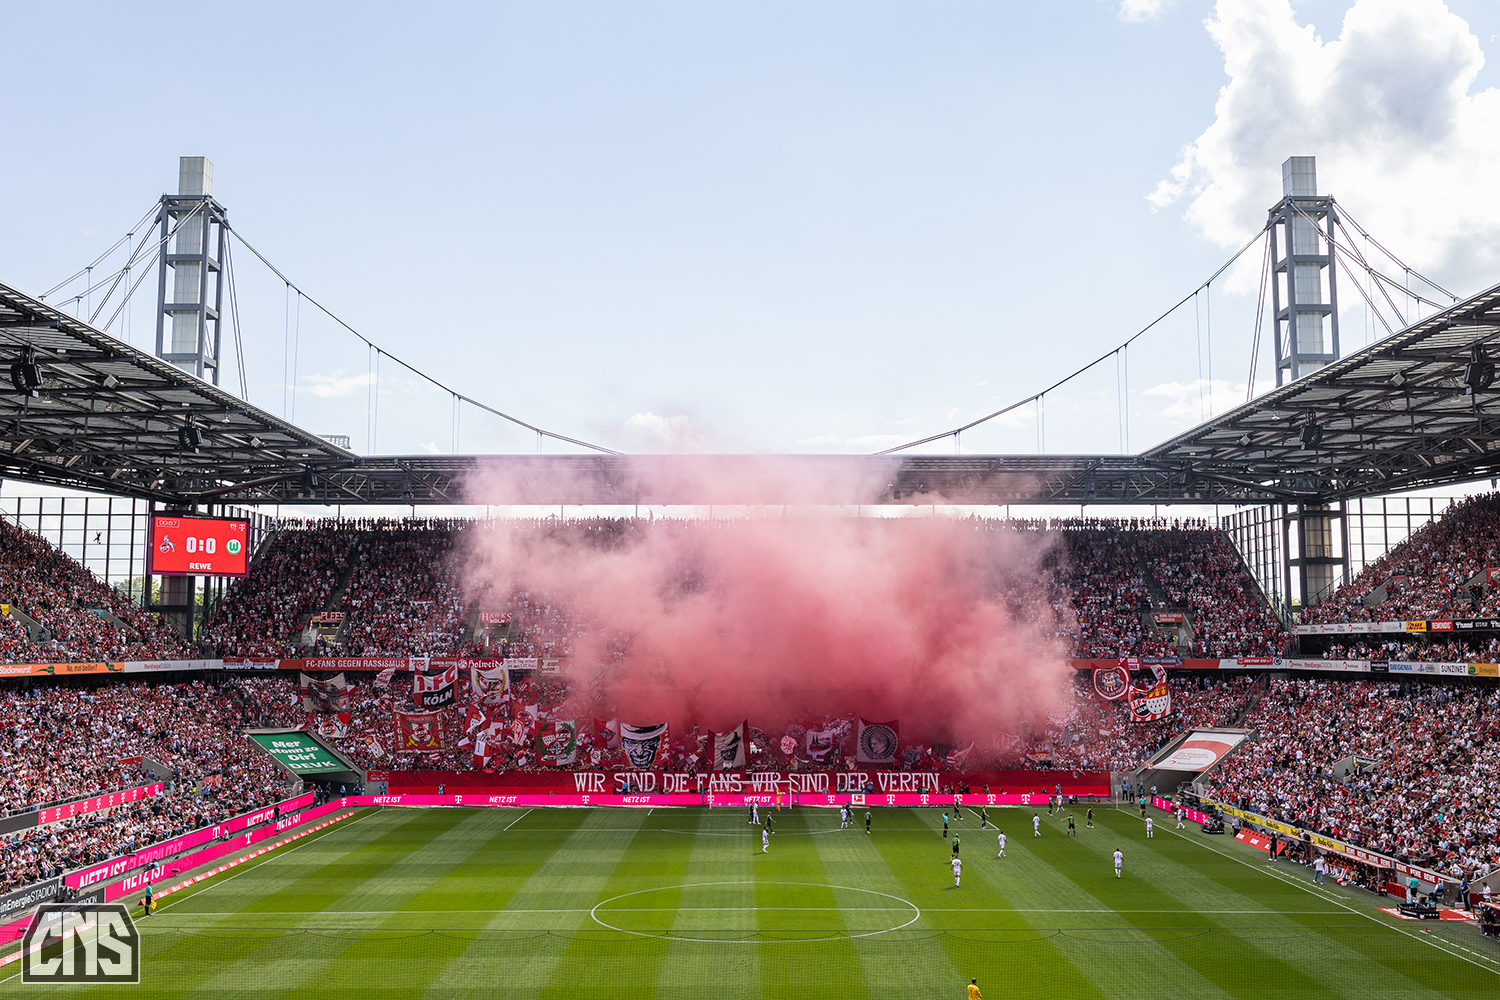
xmin=3 ymin=663 xmax=1498 ymax=892
xmin=1201 ymin=677 xmax=1500 ymax=878
xmin=1310 ymin=635 xmax=1500 ymax=663
xmin=337 ymin=527 xmax=471 ymax=657
xmin=1135 ymin=530 xmax=1285 ymax=657
xmin=0 ymin=518 xmax=191 ymax=662
xmin=200 ymin=523 xmax=352 ymax=658
xmin=1305 ymin=493 xmax=1500 ymax=624
xmin=0 ymin=514 xmax=1294 ymax=664
xmin=0 ymin=677 xmax=294 ymax=893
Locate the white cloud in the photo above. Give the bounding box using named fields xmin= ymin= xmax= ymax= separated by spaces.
xmin=303 ymin=370 xmax=375 ymax=399
xmin=625 ymin=412 xmax=709 ymax=453
xmin=1142 ymin=377 xmax=1274 ymax=428
xmin=1119 ymin=0 xmax=1170 ymax=22
xmin=420 ymin=441 xmax=443 ymax=454
xmin=1151 ymin=0 xmax=1500 ymax=292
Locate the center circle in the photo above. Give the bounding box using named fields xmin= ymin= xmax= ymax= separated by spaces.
xmin=589 ymin=880 xmax=921 ymax=944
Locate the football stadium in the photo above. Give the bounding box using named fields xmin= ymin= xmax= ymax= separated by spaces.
xmin=6 ymin=5 xmax=1500 ymax=998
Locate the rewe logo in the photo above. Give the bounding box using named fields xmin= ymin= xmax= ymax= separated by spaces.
xmin=22 ymin=903 xmax=140 ymax=983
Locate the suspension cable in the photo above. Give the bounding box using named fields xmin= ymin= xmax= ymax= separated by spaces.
xmin=227 ymin=226 xmax=621 ymax=455
xmin=876 ymin=223 xmax=1269 ymax=455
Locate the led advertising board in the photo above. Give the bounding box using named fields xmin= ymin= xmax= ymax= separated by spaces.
xmin=147 ymin=515 xmax=251 ymax=577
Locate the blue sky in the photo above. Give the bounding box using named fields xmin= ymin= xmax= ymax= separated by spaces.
xmin=6 ymin=0 xmax=1500 ymax=460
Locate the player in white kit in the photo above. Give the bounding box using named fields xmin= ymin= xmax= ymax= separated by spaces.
xmin=1145 ymin=817 xmax=1154 ymax=838
xmin=1176 ymin=807 xmax=1186 ymax=829
xmin=997 ymin=831 xmax=1007 ymax=857
xmin=951 ymin=855 xmax=962 ymax=888
xmin=751 ymin=802 xmax=759 ymax=825
xmin=1032 ymin=814 xmax=1041 ymax=837
xmin=1114 ymin=849 xmax=1123 ymax=877
xmin=762 ymin=827 xmax=770 ymax=853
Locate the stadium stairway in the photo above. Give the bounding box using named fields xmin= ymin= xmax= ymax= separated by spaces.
xmin=1230 ymin=674 xmax=1269 ymax=727
xmin=88 ymin=608 xmax=134 ymax=633
xmin=303 ymin=557 xmax=360 ymax=647
xmin=1 ymin=603 xmax=47 ymax=642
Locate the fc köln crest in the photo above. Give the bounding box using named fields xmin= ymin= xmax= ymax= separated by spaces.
xmin=1127 ymin=679 xmax=1172 ymax=722
xmin=1093 ymin=663 xmax=1131 ymax=701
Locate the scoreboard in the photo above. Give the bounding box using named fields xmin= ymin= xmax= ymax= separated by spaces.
xmin=147 ymin=515 xmax=251 ymax=577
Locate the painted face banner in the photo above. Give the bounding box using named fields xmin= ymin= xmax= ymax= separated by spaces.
xmin=620 ymin=723 xmax=668 ymax=769
xmin=712 ymin=722 xmax=747 ymax=770
xmin=856 ymin=718 xmax=899 ymax=763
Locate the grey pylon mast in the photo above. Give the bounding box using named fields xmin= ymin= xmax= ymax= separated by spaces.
xmin=1269 ymin=156 xmax=1341 ymax=385
xmin=154 ymin=157 xmax=228 ymax=385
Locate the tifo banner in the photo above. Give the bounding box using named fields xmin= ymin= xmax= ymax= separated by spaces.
xmin=296 ymin=656 xmax=430 ymax=672
xmin=855 ymin=718 xmax=899 ymax=764
xmin=503 ymin=657 xmax=539 ymax=671
xmin=620 ymin=723 xmax=668 ymax=769
xmin=712 ymin=722 xmax=747 ymax=771
xmin=1093 ymin=663 xmax=1130 ymax=701
xmin=312 ymin=713 xmax=351 ymax=740
xmin=1128 ymin=671 xmax=1171 ymax=722
xmin=804 ymin=727 xmax=839 ymax=762
xmin=384 ymin=768 xmax=1111 ymax=797
xmin=413 ymin=663 xmax=458 ymax=707
xmin=535 ymin=718 xmax=578 ymax=766
xmin=1155 ymin=732 xmax=1247 ymax=772
xmin=470 ymin=661 xmax=509 ymax=702
xmin=299 ymin=671 xmax=348 ymax=712
xmin=395 ymin=711 xmax=446 ymax=752
xmin=478 ymin=611 xmax=512 ymax=625
xmin=594 ymin=719 xmax=620 ymax=749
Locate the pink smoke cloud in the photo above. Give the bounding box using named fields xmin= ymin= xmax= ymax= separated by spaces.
xmin=457 ymin=507 xmax=1075 ymax=746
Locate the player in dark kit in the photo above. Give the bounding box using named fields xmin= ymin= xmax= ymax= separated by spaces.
xmin=865 ymin=810 xmax=872 ymax=833
xmin=952 ymin=835 xmax=961 ymax=857
xmin=1067 ymin=815 xmax=1077 ymax=836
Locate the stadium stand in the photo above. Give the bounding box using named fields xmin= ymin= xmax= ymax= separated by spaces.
xmin=1304 ymin=493 xmax=1500 ymax=623
xmin=0 ymin=677 xmax=291 ymax=892
xmin=0 ymin=519 xmax=191 ymax=662
xmin=1201 ymin=677 xmax=1500 ymax=879
xmin=200 ymin=522 xmax=353 ymax=658
xmin=187 ymin=517 xmax=1290 ymax=661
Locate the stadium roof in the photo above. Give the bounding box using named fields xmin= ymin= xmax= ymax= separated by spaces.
xmin=0 ymin=281 xmax=353 ymax=506
xmin=4 ymin=277 xmax=1500 ymax=508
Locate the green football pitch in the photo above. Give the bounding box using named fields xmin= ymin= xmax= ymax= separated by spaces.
xmin=8 ymin=803 xmax=1500 ymax=998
